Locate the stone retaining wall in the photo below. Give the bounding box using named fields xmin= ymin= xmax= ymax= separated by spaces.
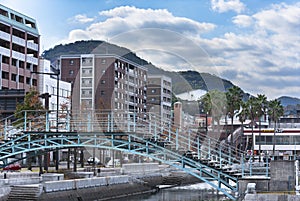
xmin=43 ymin=175 xmax=129 ymax=193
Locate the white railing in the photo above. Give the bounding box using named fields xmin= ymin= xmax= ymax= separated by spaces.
xmin=0 ymin=46 xmax=10 ymax=57
xmin=27 ymin=41 xmax=38 ymax=51
xmin=12 ymin=50 xmax=25 ymax=61
xmin=12 ymin=35 xmax=26 ymax=46
xmin=0 ymin=30 xmax=10 ymax=41
xmin=26 ymin=55 xmax=38 ymax=65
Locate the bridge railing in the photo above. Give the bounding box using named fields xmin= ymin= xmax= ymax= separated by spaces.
xmin=0 ymin=109 xmax=268 ymax=177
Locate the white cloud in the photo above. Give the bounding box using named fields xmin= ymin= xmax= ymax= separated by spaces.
xmin=64 ymin=4 xmax=300 ymax=99
xmin=232 ymin=15 xmax=253 ymax=27
xmin=253 ymin=3 xmax=300 ymax=36
xmin=211 ymin=0 xmax=245 ymax=13
xmin=69 ymin=14 xmax=95 ymax=24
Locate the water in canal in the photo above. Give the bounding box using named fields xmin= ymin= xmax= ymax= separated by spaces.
xmin=112 ymin=182 xmax=230 ymax=201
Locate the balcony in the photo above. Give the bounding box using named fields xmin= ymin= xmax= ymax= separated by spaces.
xmin=12 ymin=50 xmax=25 ymax=61
xmin=12 ymin=35 xmax=26 ymax=46
xmin=27 ymin=55 xmax=38 ymax=65
xmin=0 ymin=46 xmax=10 ymax=57
xmin=162 ymin=101 xmax=172 ymax=107
xmin=0 ymin=30 xmax=10 ymax=41
xmin=27 ymin=41 xmax=38 ymax=51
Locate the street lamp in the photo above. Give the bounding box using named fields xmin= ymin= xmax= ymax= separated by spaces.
xmin=32 ymin=69 xmax=60 ymax=131
xmin=32 ymin=68 xmax=60 ymax=170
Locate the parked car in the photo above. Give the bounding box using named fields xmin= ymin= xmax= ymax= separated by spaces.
xmin=3 ymin=163 xmax=21 ymax=171
xmin=87 ymin=157 xmax=101 ymax=165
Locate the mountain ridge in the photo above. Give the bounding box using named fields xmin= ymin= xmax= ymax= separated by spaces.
xmin=42 ymin=40 xmax=299 ymax=106
xmin=42 ymin=40 xmax=239 ymax=95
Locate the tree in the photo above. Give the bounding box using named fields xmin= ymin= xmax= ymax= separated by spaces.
xmin=268 ymin=99 xmax=284 ymax=154
xmin=15 ymin=88 xmax=44 ymax=126
xmin=14 ymin=88 xmax=44 ymax=171
xmin=226 ymin=86 xmax=243 ymax=146
xmin=200 ymin=90 xmax=226 ymax=138
xmin=247 ymin=96 xmax=257 ymax=156
xmin=255 ymin=94 xmax=268 ymax=160
xmin=237 ymin=101 xmax=249 ymax=151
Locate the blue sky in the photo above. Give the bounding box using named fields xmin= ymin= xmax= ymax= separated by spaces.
xmin=0 ymin=0 xmax=299 ymax=99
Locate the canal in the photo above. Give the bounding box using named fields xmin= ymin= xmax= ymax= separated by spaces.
xmin=111 ymin=182 xmax=230 ymax=201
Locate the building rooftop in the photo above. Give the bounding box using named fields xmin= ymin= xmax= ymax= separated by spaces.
xmin=0 ymin=4 xmax=39 ymax=35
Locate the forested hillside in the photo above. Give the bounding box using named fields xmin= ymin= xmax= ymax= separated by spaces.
xmin=42 ymin=40 xmax=237 ymax=95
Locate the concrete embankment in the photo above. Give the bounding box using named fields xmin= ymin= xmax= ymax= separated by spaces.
xmin=0 ymin=163 xmax=201 ymax=201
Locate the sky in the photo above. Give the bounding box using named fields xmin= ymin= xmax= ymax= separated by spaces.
xmin=0 ymin=0 xmax=299 ymax=100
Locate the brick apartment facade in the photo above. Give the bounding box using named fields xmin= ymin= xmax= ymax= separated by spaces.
xmin=0 ymin=4 xmax=39 ymax=91
xmin=59 ymin=54 xmax=148 ymax=119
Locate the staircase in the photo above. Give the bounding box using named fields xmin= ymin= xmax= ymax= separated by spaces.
xmin=7 ymin=184 xmax=42 ymax=201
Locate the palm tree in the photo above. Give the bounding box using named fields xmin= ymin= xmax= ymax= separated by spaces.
xmin=247 ymin=96 xmax=258 ymax=157
xmin=237 ymin=101 xmax=249 ymax=151
xmin=255 ymin=94 xmax=268 ymax=160
xmin=226 ymin=86 xmax=243 ymax=147
xmin=202 ymin=90 xmax=226 ymax=132
xmin=268 ymin=99 xmax=284 ymax=155
xmin=200 ymin=90 xmax=227 ymax=151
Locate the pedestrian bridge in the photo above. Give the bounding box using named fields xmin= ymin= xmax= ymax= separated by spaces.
xmin=0 ymin=110 xmax=270 ymax=200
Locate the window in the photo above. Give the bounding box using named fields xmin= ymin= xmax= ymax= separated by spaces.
xmin=51 ymin=86 xmax=55 ymax=94
xmin=12 ymin=59 xmax=17 ymax=67
xmin=11 ymin=74 xmax=17 ymax=81
xmin=19 ymin=75 xmax=24 ymax=83
xmin=102 ymin=59 xmax=106 ymax=64
xmin=69 ymin=60 xmax=74 ymax=65
xmin=151 ymin=89 xmax=156 ymax=93
xmin=0 ymin=8 xmax=9 ymax=17
xmin=19 ymin=61 xmax=24 ymax=68
xmin=26 ymin=77 xmax=30 ymax=85
xmin=101 ymin=80 xmax=105 ymax=84
xmin=2 ymin=72 xmax=9 ymax=79
xmin=2 ymin=56 xmax=9 ymax=64
xmin=101 ymin=90 xmax=105 ymax=95
xmin=69 ymin=70 xmax=74 ymax=75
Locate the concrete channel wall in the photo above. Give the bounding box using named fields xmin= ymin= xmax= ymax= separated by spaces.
xmin=122 ymin=163 xmax=160 ymax=175
xmin=0 ymin=172 xmax=41 ymax=186
xmin=43 ymin=175 xmax=129 ymax=193
xmin=244 ymin=194 xmax=300 ymax=201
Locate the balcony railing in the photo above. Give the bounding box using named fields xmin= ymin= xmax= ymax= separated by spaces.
xmin=12 ymin=35 xmax=26 ymax=46
xmin=12 ymin=50 xmax=25 ymax=61
xmin=0 ymin=46 xmax=10 ymax=57
xmin=0 ymin=30 xmax=10 ymax=41
xmin=27 ymin=41 xmax=38 ymax=51
xmin=27 ymin=55 xmax=38 ymax=65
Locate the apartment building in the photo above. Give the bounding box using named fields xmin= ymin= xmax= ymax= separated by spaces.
xmin=38 ymin=59 xmax=71 ymax=110
xmin=0 ymin=4 xmax=39 ymax=91
xmin=147 ymin=75 xmax=172 ymax=125
xmin=59 ymin=54 xmax=147 ymax=119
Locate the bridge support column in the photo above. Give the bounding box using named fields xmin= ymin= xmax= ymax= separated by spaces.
xmin=188 ymin=129 xmax=191 ymax=150
xmin=168 ymin=122 xmax=171 ymax=142
xmin=176 ymin=129 xmax=179 ymax=151
xmin=73 ymin=147 xmax=77 ymax=172
xmin=44 ymin=151 xmax=49 ymax=172
xmin=55 ymin=148 xmax=59 ymax=171
xmin=38 ymin=151 xmax=43 ymax=175
xmin=197 ymin=137 xmax=201 ymax=159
